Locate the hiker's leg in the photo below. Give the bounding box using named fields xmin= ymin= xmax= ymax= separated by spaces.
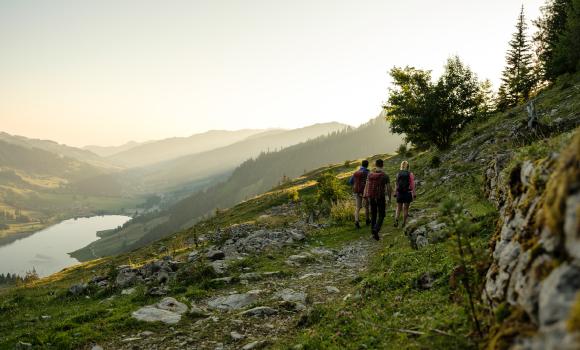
xmin=364 ymin=198 xmax=370 ymax=224
xmin=403 ymin=203 xmax=410 ymax=226
xmin=354 ymin=195 xmax=361 ymax=222
xmin=376 ymin=197 xmax=386 ymax=232
xmin=370 ymin=198 xmax=378 ymax=229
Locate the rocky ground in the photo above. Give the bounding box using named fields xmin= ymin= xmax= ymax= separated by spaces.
xmin=79 ymin=204 xmax=381 ymax=350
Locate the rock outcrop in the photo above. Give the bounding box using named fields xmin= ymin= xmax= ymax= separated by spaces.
xmin=483 ymin=130 xmax=580 ymax=349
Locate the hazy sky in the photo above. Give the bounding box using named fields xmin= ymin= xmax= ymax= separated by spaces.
xmin=1 ymin=0 xmax=543 ymax=147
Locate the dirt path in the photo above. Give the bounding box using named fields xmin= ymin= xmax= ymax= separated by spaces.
xmin=104 ymin=223 xmax=381 ymax=350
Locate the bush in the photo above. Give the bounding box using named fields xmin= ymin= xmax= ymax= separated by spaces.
xmin=287 ymin=189 xmax=299 ymax=203
xmin=330 ymin=200 xmax=356 ymax=223
xmin=316 ymin=172 xmax=348 ymax=205
xmin=430 ymin=155 xmax=441 ymax=168
xmin=397 ymin=143 xmax=409 ymax=156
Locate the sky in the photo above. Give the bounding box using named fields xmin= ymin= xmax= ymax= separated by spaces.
xmin=0 ymin=0 xmax=544 ymax=147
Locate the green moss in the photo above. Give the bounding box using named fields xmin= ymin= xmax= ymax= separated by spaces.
xmin=567 ymin=292 xmax=580 ymax=332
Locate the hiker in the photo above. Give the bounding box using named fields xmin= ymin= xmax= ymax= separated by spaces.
xmin=363 ymin=159 xmax=392 ymax=240
xmin=394 ymin=160 xmax=416 ymax=228
xmin=348 ymin=160 xmax=370 ymax=229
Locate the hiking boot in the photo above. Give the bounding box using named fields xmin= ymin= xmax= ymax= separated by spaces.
xmin=365 ymin=219 xmax=371 ymax=226
xmin=372 ymin=229 xmax=380 ymax=241
xmin=355 ymin=221 xmax=361 ymax=229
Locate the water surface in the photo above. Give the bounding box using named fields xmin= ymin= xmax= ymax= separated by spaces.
xmin=0 ymin=215 xmax=131 ymax=277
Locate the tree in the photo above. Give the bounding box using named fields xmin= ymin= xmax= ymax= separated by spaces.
xmin=533 ymin=0 xmax=572 ymax=80
xmin=550 ymin=0 xmax=580 ymax=76
xmin=498 ymin=6 xmax=536 ymax=109
xmin=384 ymin=56 xmax=487 ymax=150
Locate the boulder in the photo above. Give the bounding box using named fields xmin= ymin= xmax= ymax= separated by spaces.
xmin=274 ymin=289 xmax=307 ymax=303
xmin=189 ymin=305 xmax=210 ymax=318
xmin=207 ymin=290 xmax=261 ymax=311
xmin=68 ymin=283 xmax=88 ymax=296
xmin=116 ymin=269 xmax=138 ymax=288
xmin=325 ymin=286 xmax=340 ymax=294
xmin=156 ymin=297 xmax=188 ymax=315
xmin=206 ymin=250 xmax=226 ymax=261
xmin=132 ymin=306 xmax=181 ymax=324
xmin=240 ymin=306 xmax=277 ymax=317
xmin=210 ymin=260 xmax=228 ymax=275
xmin=539 ymin=264 xmax=580 ymax=327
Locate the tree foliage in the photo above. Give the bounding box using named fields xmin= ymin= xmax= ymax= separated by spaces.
xmin=384 ymin=56 xmax=488 ymax=150
xmin=498 ymin=6 xmax=536 ymax=110
xmin=550 ymin=0 xmax=580 ymax=77
xmin=534 ymin=0 xmax=573 ymax=80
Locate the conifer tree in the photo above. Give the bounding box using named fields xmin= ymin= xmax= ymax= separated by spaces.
xmin=533 ymin=0 xmax=572 ymax=80
xmin=498 ymin=6 xmax=536 ymax=109
xmin=550 ymin=0 xmax=580 ymax=76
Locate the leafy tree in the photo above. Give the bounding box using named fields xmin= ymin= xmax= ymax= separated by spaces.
xmin=384 ymin=56 xmax=487 ymax=150
xmin=316 ymin=172 xmax=347 ymax=205
xmin=498 ymin=6 xmax=536 ymax=110
xmin=550 ymin=0 xmax=580 ymax=76
xmin=533 ymin=0 xmax=572 ymax=80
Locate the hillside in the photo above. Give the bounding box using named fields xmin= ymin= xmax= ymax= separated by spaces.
xmin=0 ymin=141 xmax=142 ymax=245
xmin=106 ymin=129 xmax=267 ymax=168
xmin=116 ymin=122 xmax=350 ymax=195
xmin=70 ymin=118 xmax=401 ymax=261
xmin=84 ymin=141 xmax=149 ymax=158
xmin=0 ymin=75 xmax=578 ymax=350
xmin=0 ymin=132 xmax=116 ymax=169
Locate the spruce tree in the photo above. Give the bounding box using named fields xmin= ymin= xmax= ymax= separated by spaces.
xmin=533 ymin=0 xmax=572 ymax=80
xmin=498 ymin=6 xmax=536 ymax=109
xmin=551 ymin=0 xmax=580 ymax=76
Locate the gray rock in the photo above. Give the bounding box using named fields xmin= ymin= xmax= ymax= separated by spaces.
xmin=230 ymin=331 xmax=245 ymax=340
xmin=147 ymin=286 xmax=168 ymax=296
xmin=207 ymin=290 xmax=261 ymax=311
xmin=156 ymin=297 xmax=188 ymax=314
xmin=310 ymin=247 xmax=334 ymax=257
xmin=206 ymin=249 xmax=226 ymax=261
xmin=132 ymin=306 xmax=181 ymax=324
xmin=90 ymin=345 xmax=103 ymax=350
xmin=240 ymin=272 xmax=261 ymax=281
xmin=68 ymin=283 xmax=88 ymax=296
xmin=274 ymin=289 xmax=306 ymax=303
xmin=188 ymin=250 xmax=200 ymax=262
xmin=116 ymin=269 xmax=138 ymax=288
xmin=325 ymin=286 xmax=340 ymax=294
xmin=189 ymin=305 xmax=210 ymax=318
xmin=242 ymin=341 xmax=269 ymax=350
xmin=240 ymin=306 xmax=277 ymax=317
xmin=564 ymin=192 xmax=580 ymax=261
xmin=121 ymin=288 xmax=136 ymax=295
xmin=157 ymin=270 xmax=170 ymax=284
xmin=210 ymin=260 xmax=228 ymax=275
xmin=211 ymin=277 xmax=234 ymax=284
xmin=416 ymin=235 xmax=429 ymax=249
xmin=299 ymin=273 xmax=322 ymax=280
xmin=520 ymin=160 xmax=535 ymax=187
xmin=539 ymin=263 xmax=580 ymax=327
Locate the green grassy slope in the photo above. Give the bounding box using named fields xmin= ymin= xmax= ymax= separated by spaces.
xmin=0 ymin=74 xmax=577 ymax=349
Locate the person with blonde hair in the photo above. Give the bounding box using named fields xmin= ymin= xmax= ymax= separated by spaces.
xmin=394 ymin=160 xmax=416 ymax=228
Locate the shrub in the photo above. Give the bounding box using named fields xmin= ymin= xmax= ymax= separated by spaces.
xmin=316 ymin=172 xmax=348 ymax=205
xmin=287 ymin=189 xmax=300 ymax=203
xmin=397 ymin=143 xmax=409 ymax=156
xmin=430 ymin=155 xmax=442 ymax=168
xmin=330 ymin=200 xmax=356 ymax=223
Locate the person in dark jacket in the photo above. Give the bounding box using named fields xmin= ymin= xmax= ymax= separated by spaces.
xmin=348 ymin=160 xmax=370 ymax=229
xmin=363 ymin=159 xmax=392 ymax=240
xmin=394 ymin=160 xmax=416 ymax=228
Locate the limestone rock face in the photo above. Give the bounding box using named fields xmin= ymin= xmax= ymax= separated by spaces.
xmin=483 ymin=131 xmax=580 ymax=348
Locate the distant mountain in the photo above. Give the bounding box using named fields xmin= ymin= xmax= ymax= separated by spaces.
xmin=84 ymin=141 xmax=150 ymax=157
xmin=71 ymin=118 xmax=401 ymax=260
xmin=121 ymin=122 xmax=350 ymax=193
xmin=0 ymin=132 xmax=115 ymax=169
xmin=0 ymin=140 xmax=102 ymax=181
xmin=105 ymin=129 xmax=268 ymax=167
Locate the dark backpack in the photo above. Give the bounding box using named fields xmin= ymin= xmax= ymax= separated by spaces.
xmin=364 ymin=172 xmax=386 ymax=199
xmin=352 ymin=169 xmax=368 ymax=194
xmin=397 ymin=170 xmax=410 ymax=193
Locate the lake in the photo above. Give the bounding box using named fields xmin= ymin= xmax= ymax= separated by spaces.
xmin=0 ymin=215 xmax=131 ymax=277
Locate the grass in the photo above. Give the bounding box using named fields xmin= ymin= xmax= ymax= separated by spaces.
xmin=0 ymin=74 xmax=578 ymax=349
